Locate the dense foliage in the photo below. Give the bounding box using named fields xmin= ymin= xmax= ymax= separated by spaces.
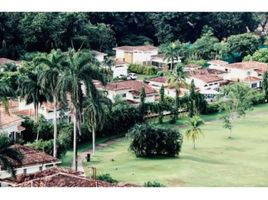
xmin=96 ymin=174 xmax=119 ymax=184
xmin=128 ymin=64 xmax=158 ymax=75
xmin=144 ymin=181 xmax=165 ymax=187
xmin=128 ymin=124 xmax=183 ymax=157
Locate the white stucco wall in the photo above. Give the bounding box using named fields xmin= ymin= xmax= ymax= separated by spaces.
xmin=112 ymin=65 xmax=128 ymax=78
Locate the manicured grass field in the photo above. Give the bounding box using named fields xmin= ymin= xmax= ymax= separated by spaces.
xmin=84 ymin=104 xmax=268 ymax=186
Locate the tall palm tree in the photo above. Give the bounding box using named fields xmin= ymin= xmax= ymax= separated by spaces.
xmin=84 ymin=87 xmax=112 ymax=155
xmin=185 ymin=115 xmax=204 ymax=149
xmin=18 ymin=64 xmax=48 ymax=122
xmin=0 ymin=135 xmax=23 ymax=177
xmin=57 ymin=49 xmax=107 ymax=171
xmin=36 ymin=49 xmax=65 ymax=158
xmin=163 ymin=42 xmax=181 ymax=70
xmin=167 ymin=63 xmax=187 ymax=123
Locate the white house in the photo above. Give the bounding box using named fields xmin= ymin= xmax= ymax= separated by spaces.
xmin=0 ymin=145 xmax=61 ymax=180
xmin=113 ymin=45 xmax=158 ymax=65
xmin=95 ymin=80 xmax=157 ymax=105
xmin=209 ymin=61 xmax=268 ymax=88
xmin=0 ymin=109 xmax=24 ymax=141
xmin=151 ymin=54 xmax=181 ymax=69
xmin=148 ymin=76 xmax=189 ymax=99
xmin=208 ymin=60 xmax=229 ymax=71
xmin=111 ymin=60 xmax=129 ymax=78
xmin=92 ymin=50 xmax=107 ymax=63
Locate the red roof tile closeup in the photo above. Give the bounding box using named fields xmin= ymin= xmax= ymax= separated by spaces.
xmin=113 ymin=45 xmax=158 ymax=52
xmin=228 ymin=61 xmax=268 ymax=72
xmin=243 ymin=76 xmax=262 ymax=82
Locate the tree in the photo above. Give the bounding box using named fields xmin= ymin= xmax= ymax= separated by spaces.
xmin=262 ymin=71 xmax=268 ymax=102
xmin=162 ymin=42 xmax=182 ymax=70
xmin=0 ymin=135 xmax=23 ymax=177
xmin=167 ymin=64 xmax=187 ymax=123
xmin=158 ymin=85 xmax=165 ymax=124
xmin=57 ymin=49 xmax=106 ymax=171
xmin=37 ymin=49 xmax=65 ymax=158
xmin=222 ymin=114 xmax=232 ymax=139
xmin=18 ymin=62 xmax=48 ymax=122
xmin=139 ymin=87 xmax=146 ymax=118
xmin=188 ymin=80 xmax=196 ymax=118
xmin=243 ymin=48 xmax=268 ymax=63
xmin=219 ymin=83 xmax=255 ymax=138
xmin=84 ymin=89 xmax=112 ymax=155
xmin=185 ymin=115 xmax=204 ymax=149
xmin=226 ymin=33 xmax=260 ymax=60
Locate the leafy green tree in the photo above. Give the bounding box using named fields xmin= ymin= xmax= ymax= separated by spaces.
xmin=167 ymin=64 xmax=187 ymax=123
xmin=57 ymin=49 xmax=106 ymax=171
xmin=219 ymin=83 xmax=255 ymax=138
xmin=226 ymin=33 xmax=260 ymax=60
xmin=0 ymin=135 xmax=23 ymax=177
xmin=188 ymin=80 xmax=196 ymax=117
xmin=139 ymin=87 xmax=146 ymax=118
xmin=222 ymin=114 xmax=232 ymax=139
xmin=185 ymin=115 xmax=204 ymax=149
xmin=84 ymin=89 xmax=112 ymax=155
xmin=0 ymin=80 xmax=14 ymax=115
xmin=18 ymin=63 xmax=48 ymax=122
xmin=243 ymin=48 xmax=268 ymax=63
xmin=262 ymin=71 xmax=268 ymax=102
xmin=158 ymin=85 xmax=165 ymax=124
xmin=37 ymin=49 xmax=65 ymax=158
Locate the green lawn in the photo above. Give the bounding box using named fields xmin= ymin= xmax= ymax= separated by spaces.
xmin=83 ymin=104 xmax=268 ymax=186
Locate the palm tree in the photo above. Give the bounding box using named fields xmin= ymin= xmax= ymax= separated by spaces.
xmin=84 ymin=88 xmax=112 ymax=155
xmin=57 ymin=49 xmax=107 ymax=171
xmin=0 ymin=135 xmax=23 ymax=177
xmin=185 ymin=115 xmax=204 ymax=149
xmin=18 ymin=64 xmax=48 ymax=122
xmin=163 ymin=42 xmax=181 ymax=70
xmin=167 ymin=63 xmax=187 ymax=123
xmin=0 ymin=80 xmax=14 ymax=131
xmin=36 ymin=49 xmax=65 ymax=158
xmin=262 ymin=71 xmax=268 ymax=102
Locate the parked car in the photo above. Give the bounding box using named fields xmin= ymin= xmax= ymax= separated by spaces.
xmin=127 ymin=73 xmax=137 ymax=80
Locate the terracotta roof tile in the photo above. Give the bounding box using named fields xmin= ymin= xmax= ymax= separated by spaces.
xmin=0 ymin=109 xmax=22 ymax=127
xmin=189 ymin=68 xmax=224 ymax=83
xmin=243 ymin=76 xmax=262 ymax=82
xmin=208 ymin=60 xmax=228 ymax=65
xmin=149 ymin=76 xmax=167 ymax=83
xmin=228 ymin=61 xmax=268 ymax=72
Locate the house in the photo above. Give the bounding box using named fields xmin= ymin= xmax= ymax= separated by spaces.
xmin=148 ymin=76 xmax=189 ymax=98
xmin=151 ymin=54 xmax=181 ymax=69
xmin=92 ymin=50 xmax=107 ymax=63
xmin=0 ymin=145 xmax=61 ymax=179
xmin=185 ymin=64 xmax=202 ymax=72
xmin=111 ymin=60 xmax=129 ymax=78
xmin=209 ymin=61 xmax=268 ymax=88
xmin=96 ymin=80 xmax=157 ymax=104
xmin=207 ymin=60 xmax=229 ymax=71
xmin=0 ymin=105 xmax=25 ymax=141
xmin=113 ymin=45 xmax=158 ymax=65
xmin=186 ymin=69 xmax=225 ymax=101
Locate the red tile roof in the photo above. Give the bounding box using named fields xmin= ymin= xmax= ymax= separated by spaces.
xmin=105 ymin=80 xmax=156 ymax=96
xmin=0 ymin=109 xmax=22 ymax=127
xmin=149 ymin=76 xmax=167 ymax=83
xmin=189 ymin=69 xmax=224 ymax=83
xmin=228 ymin=61 xmax=268 ymax=72
xmin=0 ymin=58 xmax=21 ymax=65
xmin=243 ymin=76 xmax=262 ymax=82
xmin=115 ymin=60 xmax=128 ymax=65
xmin=113 ymin=45 xmax=157 ymax=52
xmin=8 ymin=145 xmax=60 ymax=168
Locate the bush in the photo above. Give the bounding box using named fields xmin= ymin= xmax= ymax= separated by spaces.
xmin=202 ymin=102 xmax=221 ymax=114
xmin=26 ymin=139 xmax=53 ymax=155
xmin=128 ymin=64 xmax=158 ymax=75
xmin=144 ymin=181 xmax=165 ymax=187
xmin=96 ymin=174 xmax=118 ymax=184
xmin=251 ymin=91 xmax=266 ymax=105
xmin=186 ymin=59 xmax=208 ymax=67
xmin=128 ymin=124 xmax=183 ymax=157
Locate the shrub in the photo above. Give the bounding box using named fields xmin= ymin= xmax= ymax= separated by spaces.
xmin=96 ymin=174 xmax=118 ymax=184
xmin=128 ymin=64 xmax=158 ymax=75
xmin=128 ymin=124 xmax=183 ymax=157
xmin=26 ymin=139 xmax=53 ymax=155
xmin=202 ymin=102 xmax=221 ymax=114
xmin=144 ymin=181 xmax=165 ymax=187
xmin=251 ymin=92 xmax=266 ymax=105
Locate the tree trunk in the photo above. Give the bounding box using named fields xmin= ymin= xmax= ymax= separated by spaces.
xmin=92 ymin=127 xmax=96 ymax=155
xmin=73 ymin=109 xmax=78 ymax=171
xmin=53 ymin=96 xmax=57 ymax=158
xmin=228 ymin=129 xmax=232 ymax=139
xmin=193 ymin=140 xmax=196 ymax=149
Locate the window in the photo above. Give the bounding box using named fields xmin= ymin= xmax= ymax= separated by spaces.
xmin=209 ymin=84 xmax=213 ymax=86
xmin=225 ymin=69 xmax=228 ymax=72
xmin=214 ymin=83 xmax=218 ymax=85
xmin=251 ymin=83 xmax=257 ymax=88
xmin=247 ymin=71 xmax=251 ymax=76
xmin=121 ymin=93 xmax=126 ymax=98
xmin=204 ymin=84 xmax=208 ymax=87
xmin=39 ymin=166 xmax=43 ymax=171
xmin=23 ymin=168 xmax=27 ymax=174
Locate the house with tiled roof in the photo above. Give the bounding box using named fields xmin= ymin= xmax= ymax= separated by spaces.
xmin=209 ymin=61 xmax=268 ymax=89
xmin=92 ymin=50 xmax=107 ymax=63
xmin=151 ymin=54 xmax=181 ymax=69
xmin=113 ymin=45 xmax=158 ymax=65
xmin=0 ymin=145 xmax=61 ymax=180
xmin=0 ymin=107 xmax=25 ymax=141
xmin=96 ymin=80 xmax=157 ymax=104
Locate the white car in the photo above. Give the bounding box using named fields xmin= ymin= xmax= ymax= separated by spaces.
xmin=127 ymin=73 xmax=137 ymax=80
